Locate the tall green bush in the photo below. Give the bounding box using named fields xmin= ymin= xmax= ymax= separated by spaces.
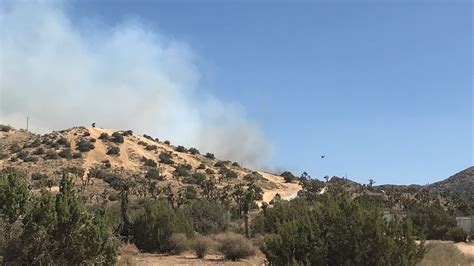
xmin=131 ymin=201 xmax=194 ymax=253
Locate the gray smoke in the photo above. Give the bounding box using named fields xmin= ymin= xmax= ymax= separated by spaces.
xmin=0 ymin=2 xmax=273 ymax=168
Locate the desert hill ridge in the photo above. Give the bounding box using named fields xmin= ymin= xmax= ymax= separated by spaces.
xmin=0 ymin=124 xmax=300 ymax=203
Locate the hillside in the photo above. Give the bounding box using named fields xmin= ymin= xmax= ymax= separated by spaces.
xmin=0 ymin=125 xmax=300 ymax=203
xmin=425 ymin=167 xmax=474 ymax=197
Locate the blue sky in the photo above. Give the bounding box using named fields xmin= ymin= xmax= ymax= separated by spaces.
xmin=70 ymin=1 xmax=472 ymax=185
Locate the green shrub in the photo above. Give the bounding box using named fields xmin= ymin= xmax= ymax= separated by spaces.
xmin=131 ymin=201 xmax=194 ymax=253
xmin=16 ymin=150 xmax=28 ymax=160
xmin=258 ymin=197 xmax=425 ymax=266
xmin=193 ymin=235 xmax=214 ymax=259
xmin=76 ymin=139 xmax=94 ymax=152
xmin=184 ymin=200 xmax=229 ymax=235
xmin=189 ymin=148 xmax=200 ymax=155
xmin=23 ymin=156 xmax=39 ymax=163
xmin=176 ymin=146 xmax=187 ymax=152
xmin=1 ymin=172 xmax=118 ymax=265
xmin=106 ymin=146 xmax=120 ymax=156
xmin=448 ymin=227 xmax=467 ymax=243
xmin=111 ymin=132 xmax=124 ymax=143
xmin=44 ymin=150 xmax=59 ymax=160
xmin=159 ymin=152 xmax=174 ymax=165
xmin=98 ymin=132 xmax=109 ymax=140
xmin=408 ymin=203 xmax=457 ymax=240
xmin=145 ymin=159 xmax=157 ymax=168
xmin=145 ymin=144 xmax=157 ymax=151
xmin=31 ymin=172 xmax=49 ymax=181
xmin=0 ymin=124 xmax=12 ymax=132
xmin=58 ymin=148 xmax=72 ymax=159
xmin=55 ymin=137 xmax=70 ymax=147
xmin=214 ymin=161 xmax=225 ymax=167
xmin=33 ymin=147 xmax=45 ymax=155
xmin=214 ymin=233 xmax=256 ymax=261
xmin=205 ymin=153 xmax=215 ymax=159
xmin=164 ymin=140 xmax=171 ymax=145
xmin=173 ymin=164 xmax=190 ymax=177
xmin=220 ymin=167 xmax=238 ymax=180
xmin=145 ymin=168 xmax=164 ymax=180
xmin=280 ymin=171 xmax=296 ymax=183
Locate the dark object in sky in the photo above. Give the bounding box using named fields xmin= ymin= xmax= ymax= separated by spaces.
xmin=92 ymin=123 xmax=96 ymax=128
xmin=321 ymin=155 xmax=325 ymax=159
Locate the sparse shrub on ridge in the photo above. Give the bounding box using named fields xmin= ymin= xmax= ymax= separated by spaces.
xmin=76 ymin=139 xmax=94 ymax=152
xmin=176 ymin=146 xmax=187 ymax=153
xmin=145 ymin=159 xmax=157 ymax=168
xmin=145 ymin=168 xmax=164 ymax=180
xmin=173 ymin=164 xmax=191 ymax=177
xmin=164 ymin=140 xmax=171 ymax=145
xmin=205 ymin=153 xmax=215 ymax=159
xmin=58 ymin=148 xmax=72 ymax=159
xmin=280 ymin=171 xmax=296 ymax=183
xmin=44 ymin=150 xmax=59 ymax=160
xmin=33 ymin=147 xmax=45 ymax=155
xmin=106 ymin=146 xmax=120 ymax=156
xmin=111 ymin=132 xmax=124 ymax=143
xmin=56 ymin=137 xmax=70 ymax=147
xmin=23 ymin=156 xmax=39 ymax=163
xmin=143 ymin=134 xmax=153 ymax=140
xmin=72 ymin=152 xmax=82 ymax=159
xmin=98 ymin=132 xmax=109 ymax=140
xmin=123 ymin=130 xmax=133 ymax=136
xmin=189 ymin=147 xmax=200 ymax=155
xmin=145 ymin=144 xmax=157 ymax=151
xmin=197 ymin=163 xmax=206 ymax=170
xmin=159 ymin=152 xmax=174 ymax=165
xmin=0 ymin=124 xmax=12 ymax=132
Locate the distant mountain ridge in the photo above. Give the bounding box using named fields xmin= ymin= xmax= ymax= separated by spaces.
xmin=425 ymin=166 xmax=474 ymax=197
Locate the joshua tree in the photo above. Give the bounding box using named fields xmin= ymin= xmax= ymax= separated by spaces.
xmin=368 ymin=179 xmax=375 ymax=187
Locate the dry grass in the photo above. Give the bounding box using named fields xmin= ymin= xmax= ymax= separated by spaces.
xmin=418 ymin=241 xmax=474 ymax=266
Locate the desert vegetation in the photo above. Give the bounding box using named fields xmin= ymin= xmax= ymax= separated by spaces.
xmin=0 ymin=126 xmax=472 ymax=265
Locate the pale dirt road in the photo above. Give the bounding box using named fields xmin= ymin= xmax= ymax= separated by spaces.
xmin=258 ymin=171 xmax=301 ymax=203
xmin=456 ymin=242 xmax=474 ymax=257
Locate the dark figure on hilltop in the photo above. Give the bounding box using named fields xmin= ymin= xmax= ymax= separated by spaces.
xmin=92 ymin=122 xmax=96 ymax=128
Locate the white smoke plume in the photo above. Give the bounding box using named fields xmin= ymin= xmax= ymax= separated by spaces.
xmin=0 ymin=2 xmax=273 ymax=168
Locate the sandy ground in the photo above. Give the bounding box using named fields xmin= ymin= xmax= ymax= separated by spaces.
xmin=456 ymin=242 xmax=474 ymax=257
xmin=259 ymin=171 xmax=301 ymax=203
xmin=119 ymin=252 xmax=265 ymax=266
